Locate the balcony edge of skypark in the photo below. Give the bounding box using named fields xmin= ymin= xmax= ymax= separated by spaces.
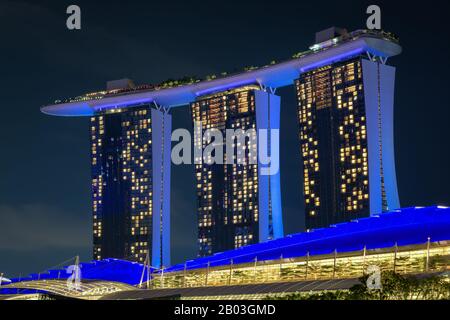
xmin=40 ymin=30 xmax=401 ymax=117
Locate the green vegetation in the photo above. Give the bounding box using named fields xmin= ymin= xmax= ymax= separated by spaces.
xmin=159 ymin=76 xmax=200 ymax=88
xmin=264 ymin=272 xmax=450 ymax=300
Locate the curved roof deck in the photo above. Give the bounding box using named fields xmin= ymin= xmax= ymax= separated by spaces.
xmin=1 ymin=206 xmax=447 ymax=291
xmin=162 ymin=206 xmax=450 ymax=273
xmin=2 ymin=258 xmax=150 ymax=287
xmin=41 ymin=31 xmax=401 ymax=117
xmin=0 ymin=279 xmax=136 ymax=299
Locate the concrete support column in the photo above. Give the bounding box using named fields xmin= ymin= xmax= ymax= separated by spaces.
xmin=151 ymin=108 xmax=172 ymax=268
xmin=255 ymin=90 xmax=284 ymax=242
xmin=362 ymin=59 xmax=400 ymax=215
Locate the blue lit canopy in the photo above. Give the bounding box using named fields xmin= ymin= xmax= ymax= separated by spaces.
xmin=4 ymin=259 xmax=150 ymax=287
xmin=163 ymin=206 xmax=450 ymax=273
xmin=2 ymin=206 xmax=447 ymax=291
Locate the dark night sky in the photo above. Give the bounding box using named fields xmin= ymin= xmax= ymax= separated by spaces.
xmin=0 ymin=0 xmax=449 ymax=278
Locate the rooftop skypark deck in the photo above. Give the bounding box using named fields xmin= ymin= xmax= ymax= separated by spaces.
xmin=41 ymin=29 xmax=401 ymax=117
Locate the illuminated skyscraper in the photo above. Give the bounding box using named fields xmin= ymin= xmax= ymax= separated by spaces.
xmin=191 ymin=86 xmax=284 ymax=256
xmin=90 ymin=103 xmax=171 ymax=267
xmin=296 ymin=32 xmax=400 ymax=230
xmin=41 ymin=28 xmax=402 ymax=262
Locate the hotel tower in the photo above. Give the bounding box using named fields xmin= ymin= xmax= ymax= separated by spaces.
xmin=191 ymin=87 xmax=284 ymax=256
xmin=295 ymin=28 xmax=400 ymax=230
xmin=90 ymin=80 xmax=171 ymax=267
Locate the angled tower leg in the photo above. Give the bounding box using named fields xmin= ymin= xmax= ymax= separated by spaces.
xmin=151 ymin=108 xmax=172 ymax=268
xmin=362 ymin=59 xmax=383 ymax=215
xmin=362 ymin=59 xmax=400 ymax=215
xmin=379 ymin=64 xmax=400 ymax=210
xmin=255 ymin=90 xmax=284 ymax=241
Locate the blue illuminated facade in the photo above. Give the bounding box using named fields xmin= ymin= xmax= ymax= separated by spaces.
xmin=191 ymin=88 xmax=284 ymax=257
xmin=0 ymin=259 xmax=151 ymax=295
xmin=255 ymin=90 xmax=284 ymax=241
xmin=1 ymin=206 xmax=448 ymax=293
xmin=362 ymin=59 xmax=400 ymax=213
xmin=164 ymin=206 xmax=450 ymax=273
xmin=36 ymin=28 xmax=404 ymax=272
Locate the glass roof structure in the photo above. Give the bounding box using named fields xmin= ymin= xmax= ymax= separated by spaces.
xmin=1 ymin=258 xmax=150 ymax=289
xmin=162 ymin=206 xmax=450 ymax=273
xmin=1 ymin=206 xmax=448 ymax=294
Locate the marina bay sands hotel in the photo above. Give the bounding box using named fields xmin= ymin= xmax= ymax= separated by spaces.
xmin=41 ymin=28 xmax=402 ymax=269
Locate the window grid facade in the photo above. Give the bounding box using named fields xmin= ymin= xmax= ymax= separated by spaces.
xmin=191 ymin=88 xmax=260 ymax=256
xmin=152 ymin=242 xmax=449 ymax=289
xmin=296 ymin=57 xmax=370 ymax=229
xmin=91 ymin=106 xmax=153 ymax=263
